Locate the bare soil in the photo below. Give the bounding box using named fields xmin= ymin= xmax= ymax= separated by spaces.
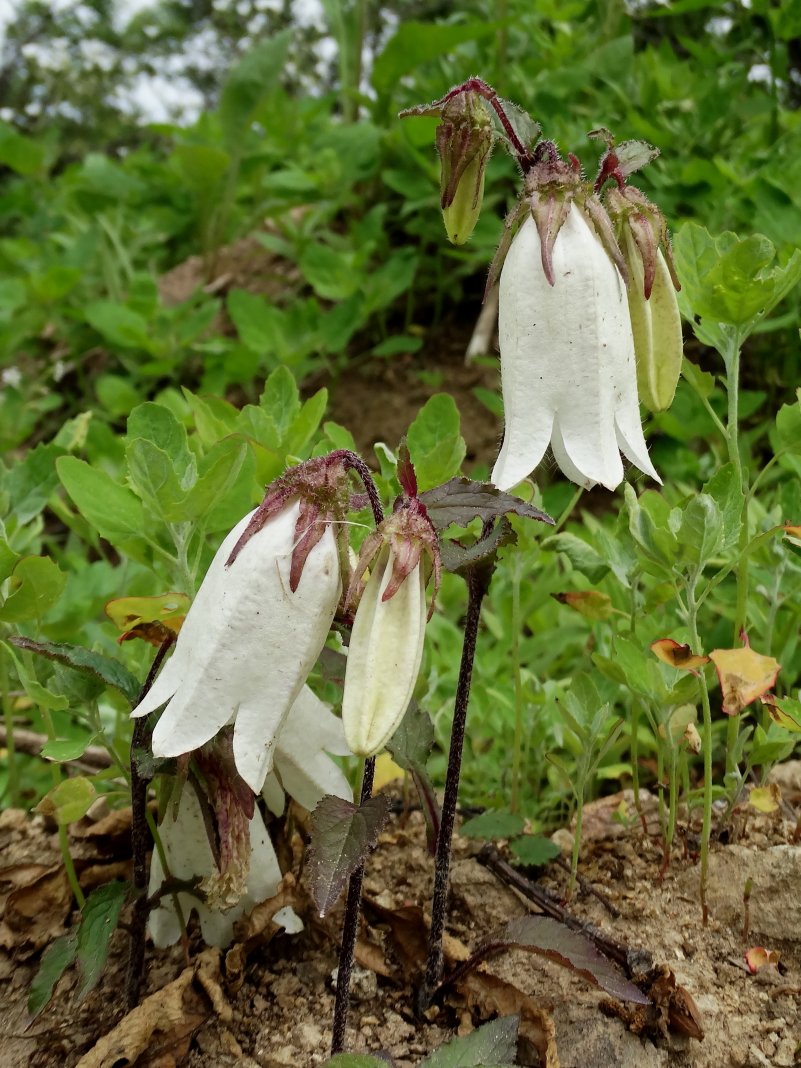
xmin=1 ymin=766 xmax=800 ymax=1068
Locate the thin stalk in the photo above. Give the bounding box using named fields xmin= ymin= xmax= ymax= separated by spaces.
xmin=629 ymin=702 xmax=646 ymax=834
xmin=126 ymin=636 xmax=175 ymax=1008
xmin=551 ymin=485 xmax=584 ymax=535
xmin=510 ymin=559 xmax=524 ymax=814
xmin=566 ymin=780 xmax=584 ymax=899
xmin=40 ymin=705 xmax=85 ymax=909
xmin=0 ymin=648 xmax=19 ymax=806
xmin=685 ymin=578 xmax=714 ymax=924
xmin=330 ymin=755 xmax=375 ymax=1054
xmin=419 ymin=565 xmax=488 ymax=1008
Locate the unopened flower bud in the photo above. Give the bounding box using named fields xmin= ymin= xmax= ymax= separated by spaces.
xmin=437 ymin=92 xmax=493 ymax=245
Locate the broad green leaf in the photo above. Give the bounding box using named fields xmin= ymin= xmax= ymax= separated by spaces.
xmin=0 ymin=555 xmax=66 ymax=622
xmin=8 ymin=636 xmax=141 ymax=703
xmin=0 ymin=537 xmax=19 ymax=583
xmin=322 ymin=1057 xmax=387 ymax=1067
xmin=170 ymin=440 xmax=250 ymax=526
xmin=420 ymin=1015 xmax=519 ymax=1067
xmin=542 ymin=532 xmax=609 ymax=583
xmin=127 ymin=403 xmax=194 ymax=482
xmin=126 ymin=438 xmax=184 ymax=517
xmin=182 ymin=389 xmax=239 ymax=444
xmin=372 ymin=21 xmax=496 ymax=93
xmin=58 ymin=456 xmax=145 ymax=542
xmin=95 ymin=373 xmax=142 ymax=416
xmin=84 ymin=301 xmax=152 ymax=351
xmin=460 ymin=809 xmax=525 ymax=840
xmin=40 ymin=735 xmax=97 ymax=762
xmin=308 ymin=794 xmax=391 ymax=916
xmin=300 ymin=243 xmax=360 ymax=301
xmin=171 ymin=143 xmax=230 ymax=199
xmin=677 ymin=493 xmax=722 ymax=567
xmin=37 ymin=776 xmax=96 ymax=825
xmin=285 ymin=389 xmax=328 ymax=458
xmin=701 ymin=464 xmax=742 ymax=552
xmin=407 ymin=395 xmax=466 ymax=490
xmin=763 ymin=695 xmax=801 ymax=733
xmin=0 ymin=120 xmax=46 ymax=176
xmin=75 ymin=882 xmax=128 ymax=1000
xmin=28 ymin=932 xmax=78 ymax=1018
xmin=219 ymin=32 xmax=292 ymax=148
xmin=387 ymin=700 xmax=434 ymax=770
xmin=257 ymin=365 xmax=300 ymax=443
xmin=4 ymin=442 xmax=62 ymax=524
xmin=509 ymin=835 xmax=562 ymax=867
xmin=228 ymin=289 xmax=283 ymax=354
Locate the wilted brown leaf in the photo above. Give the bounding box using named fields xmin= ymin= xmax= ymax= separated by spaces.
xmin=105 ymin=593 xmax=189 ymax=645
xmin=745 ymin=947 xmax=781 ymax=974
xmin=0 ymin=864 xmax=71 ymax=951
xmin=708 ymin=646 xmax=781 ymax=715
xmin=75 ymin=948 xmax=223 ymax=1068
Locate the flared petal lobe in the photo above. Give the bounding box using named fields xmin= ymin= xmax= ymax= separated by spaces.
xmin=491 ymin=210 xmax=660 ymax=492
xmin=131 ymin=501 xmax=341 ymax=793
xmin=342 ymin=549 xmax=427 ymax=758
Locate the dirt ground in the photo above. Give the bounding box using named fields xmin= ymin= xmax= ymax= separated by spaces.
xmin=1 ymin=762 xmax=799 ymax=1068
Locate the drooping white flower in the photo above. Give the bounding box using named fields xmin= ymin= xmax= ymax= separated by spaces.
xmin=491 ymin=209 xmax=661 ymax=493
xmin=147 ymin=782 xmax=283 ymax=949
xmin=131 ymin=500 xmax=341 ymax=793
xmin=262 ymin=685 xmax=353 ymax=815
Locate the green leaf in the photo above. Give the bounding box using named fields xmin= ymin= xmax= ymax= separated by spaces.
xmin=37 ymin=776 xmax=96 ymax=825
xmin=460 ymin=810 xmax=525 ymax=840
xmin=75 ymin=882 xmax=128 ymax=1000
xmin=387 ymin=700 xmax=434 ymax=771
xmin=228 ymin=289 xmax=284 ymax=355
xmin=0 ymin=120 xmax=46 ymax=176
xmin=701 ymin=464 xmax=742 ymax=552
xmin=285 ymin=389 xmax=328 ymax=458
xmin=84 ymin=301 xmax=151 ymax=351
xmin=40 ymin=735 xmax=97 ymax=762
xmin=0 ymin=555 xmax=66 ymax=622
xmin=127 ymin=403 xmax=194 ymax=482
xmin=300 ymin=243 xmax=360 ymax=301
xmin=126 ymin=438 xmax=184 ymax=517
xmin=542 ymin=532 xmax=609 ymax=583
xmin=509 ymin=835 xmax=562 ymax=867
xmin=407 ymin=394 xmax=466 ymax=490
xmin=308 ymin=795 xmax=391 ymax=916
xmin=258 ymin=365 xmax=300 ymax=442
xmin=372 ymin=21 xmax=497 ymax=93
xmin=5 ymin=442 xmax=63 ymax=524
xmin=677 ymin=493 xmax=722 ymax=567
xmin=0 ymin=537 xmax=20 ymax=583
xmin=8 ymin=636 xmax=141 ymax=703
xmin=219 ymin=32 xmax=292 ymax=148
xmin=321 ymin=1057 xmax=388 ymax=1067
xmin=95 ymin=374 xmax=142 ymax=416
xmin=57 ymin=456 xmax=145 ymax=542
xmin=28 ymin=932 xmax=78 ymax=1018
xmin=1 ymin=641 xmax=69 ymax=710
xmin=170 ymin=440 xmax=249 ymax=527
xmin=420 ymin=1015 xmax=519 ymax=1067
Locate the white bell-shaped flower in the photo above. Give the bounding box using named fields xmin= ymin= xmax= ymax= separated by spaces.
xmin=491 ymin=209 xmax=661 ymax=492
xmin=131 ymin=501 xmax=341 ymax=793
xmin=147 ymin=784 xmax=284 ymax=949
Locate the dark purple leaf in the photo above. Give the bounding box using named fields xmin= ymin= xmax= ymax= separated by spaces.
xmin=439 ymin=517 xmax=516 ymax=576
xmin=477 ymin=915 xmax=650 ymax=1005
xmin=308 ymin=794 xmax=391 ymax=916
xmin=419 ymin=478 xmax=552 ymax=532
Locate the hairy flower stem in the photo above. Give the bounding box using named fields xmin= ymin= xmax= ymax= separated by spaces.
xmin=685 ymin=578 xmax=713 ymax=924
xmin=420 ymin=565 xmax=488 ymax=1009
xmin=338 ymin=450 xmax=385 ymax=528
xmin=330 ymin=756 xmax=376 ymax=1054
xmin=126 ymin=635 xmax=175 ymax=1009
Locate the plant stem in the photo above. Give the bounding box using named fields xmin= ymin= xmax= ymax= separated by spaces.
xmin=419 ymin=565 xmax=487 ymax=1009
xmin=330 ymin=755 xmax=376 ymax=1054
xmin=510 ymin=558 xmax=524 ymax=814
xmin=0 ymin=647 xmax=19 ymax=806
xmin=567 ymin=781 xmax=584 ymax=900
xmin=685 ymin=578 xmax=713 ymax=925
xmin=126 ymin=636 xmax=175 ymax=1009
xmin=40 ymin=704 xmax=85 ymax=909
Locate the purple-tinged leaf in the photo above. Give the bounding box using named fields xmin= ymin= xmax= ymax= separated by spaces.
xmin=308 ymin=794 xmax=391 ymax=916
xmin=474 ymin=916 xmax=651 ymax=1005
xmin=8 ymin=636 xmax=141 ymax=704
xmin=420 ymin=1014 xmax=519 ymax=1066
xmin=439 ymin=517 xmax=516 ymax=576
xmin=419 ymin=478 xmax=552 ymax=532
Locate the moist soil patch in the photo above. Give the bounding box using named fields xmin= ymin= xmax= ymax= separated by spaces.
xmin=1 ymin=769 xmax=800 ymax=1068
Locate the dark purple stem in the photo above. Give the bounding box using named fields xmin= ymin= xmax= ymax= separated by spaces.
xmin=330 ymin=755 xmax=376 ymax=1054
xmin=339 ymin=451 xmax=385 ymax=527
xmin=419 ymin=564 xmax=488 ymax=1009
xmin=126 ymin=635 xmax=175 ymax=1009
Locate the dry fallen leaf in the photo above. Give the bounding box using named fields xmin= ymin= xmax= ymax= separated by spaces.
xmin=0 ymin=864 xmax=71 ymax=951
xmin=708 ymin=645 xmax=781 ymax=715
xmin=650 ymin=639 xmax=709 ymax=673
xmin=225 ymin=874 xmax=302 ymax=991
xmin=745 ymin=947 xmax=781 ymax=974
xmin=75 ymin=948 xmax=224 ymax=1068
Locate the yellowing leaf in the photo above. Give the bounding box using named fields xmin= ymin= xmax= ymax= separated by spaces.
xmin=650 ymin=638 xmax=709 ymax=672
xmin=748 ymin=783 xmax=781 ymax=813
xmin=552 ymin=590 xmax=613 ymax=621
xmin=36 ymin=776 xmax=96 ymax=825
xmin=761 ymin=694 xmax=801 ymax=733
xmin=708 ymin=646 xmax=781 ymax=715
xmin=105 ymin=592 xmax=190 ymax=645
xmin=745 ymin=946 xmax=781 ymax=974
